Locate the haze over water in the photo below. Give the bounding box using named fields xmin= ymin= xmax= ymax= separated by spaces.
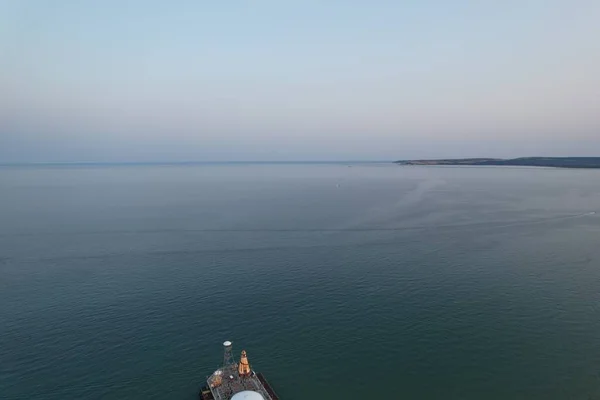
xmin=2 ymin=163 xmax=600 ymax=399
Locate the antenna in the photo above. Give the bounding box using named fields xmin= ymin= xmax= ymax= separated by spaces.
xmin=223 ymin=340 xmax=235 ymax=367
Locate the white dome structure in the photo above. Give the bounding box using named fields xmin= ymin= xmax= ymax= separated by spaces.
xmin=230 ymin=391 xmax=265 ymax=400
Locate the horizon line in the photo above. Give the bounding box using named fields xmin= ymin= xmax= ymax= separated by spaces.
xmin=0 ymin=160 xmax=393 ymax=167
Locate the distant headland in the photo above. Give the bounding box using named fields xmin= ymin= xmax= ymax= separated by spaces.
xmin=395 ymin=157 xmax=600 ymax=169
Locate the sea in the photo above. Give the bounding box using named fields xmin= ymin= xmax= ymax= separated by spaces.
xmin=2 ymin=162 xmax=600 ymax=400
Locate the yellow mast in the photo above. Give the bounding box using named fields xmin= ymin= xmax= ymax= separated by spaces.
xmin=238 ymin=350 xmax=251 ymax=376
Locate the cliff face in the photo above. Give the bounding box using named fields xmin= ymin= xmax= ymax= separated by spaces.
xmin=395 ymin=157 xmax=600 ymax=168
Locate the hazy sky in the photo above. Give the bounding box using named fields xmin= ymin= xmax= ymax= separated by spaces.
xmin=1 ymin=1 xmax=599 ymax=162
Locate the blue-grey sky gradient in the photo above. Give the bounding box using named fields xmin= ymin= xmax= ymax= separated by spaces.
xmin=1 ymin=0 xmax=599 ymax=161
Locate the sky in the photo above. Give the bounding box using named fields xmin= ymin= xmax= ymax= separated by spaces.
xmin=1 ymin=0 xmax=599 ymax=162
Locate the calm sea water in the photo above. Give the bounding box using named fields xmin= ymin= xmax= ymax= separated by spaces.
xmin=2 ymin=163 xmax=600 ymax=400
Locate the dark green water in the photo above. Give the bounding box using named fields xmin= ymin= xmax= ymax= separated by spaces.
xmin=2 ymin=163 xmax=600 ymax=399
